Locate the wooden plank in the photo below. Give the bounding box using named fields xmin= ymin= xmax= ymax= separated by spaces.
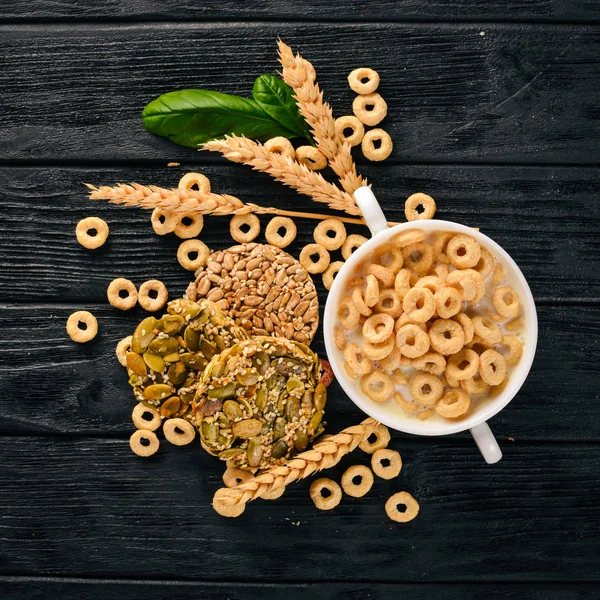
xmin=1 ymin=23 xmax=599 ymax=163
xmin=0 ymin=302 xmax=598 ymax=440
xmin=0 ymin=437 xmax=597 ymax=581
xmin=1 ymin=165 xmax=598 ymax=303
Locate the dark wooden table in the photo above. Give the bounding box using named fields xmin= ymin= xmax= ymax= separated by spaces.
xmin=1 ymin=2 xmax=599 ymax=599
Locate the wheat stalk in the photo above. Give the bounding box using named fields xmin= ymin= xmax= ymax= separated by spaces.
xmin=213 ymin=418 xmax=378 ymax=516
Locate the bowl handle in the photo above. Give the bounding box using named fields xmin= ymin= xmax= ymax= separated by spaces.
xmin=354 ymin=186 xmax=388 ymax=236
xmin=470 ymin=422 xmax=502 ymax=464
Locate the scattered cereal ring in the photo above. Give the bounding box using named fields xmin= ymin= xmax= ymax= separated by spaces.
xmin=132 ymin=403 xmax=161 ymax=431
xmin=393 ymin=391 xmax=419 ymax=413
xmin=363 ymin=335 xmax=396 ymax=360
xmin=138 ymin=279 xmax=168 ymax=312
xmin=436 ymin=389 xmax=471 ymax=419
xmin=264 ymin=136 xmax=295 ymax=159
xmin=375 ymin=289 xmax=403 ymax=318
xmin=402 ymin=287 xmax=436 ymax=323
xmin=173 ymin=213 xmax=204 ymax=239
xmin=462 ymin=373 xmax=490 ymax=396
xmin=434 ymin=287 xmax=462 ymax=319
xmin=446 ymin=234 xmax=481 ymax=269
xmin=493 ymin=286 xmax=521 ymax=319
xmin=479 ymin=349 xmax=508 ymax=386
xmin=178 ymin=172 xmax=211 ymax=193
xmin=66 ymin=310 xmax=98 ymax=343
xmin=472 ymin=316 xmax=502 ymax=345
xmin=323 ymin=261 xmax=344 ymax=290
xmin=404 ymin=193 xmax=436 ymax=221
xmin=362 ymin=128 xmax=393 ymax=161
xmin=163 ymin=418 xmax=196 ymax=446
xmin=372 ymin=449 xmax=402 ymax=480
xmin=363 ymin=313 xmax=394 ymax=344
xmin=213 ymin=487 xmax=246 ymax=518
xmin=230 ymin=213 xmax=260 ymax=243
xmin=353 ymin=92 xmax=388 ymax=126
xmin=410 ymin=373 xmax=444 ymax=406
xmin=296 ymin=146 xmax=327 ymax=170
xmin=394 ymin=269 xmax=412 ymax=299
xmin=411 ymin=352 xmax=447 ymax=376
xmin=365 ymin=274 xmax=380 ymax=307
xmin=446 ymin=348 xmax=479 ymax=381
xmin=492 ymin=263 xmax=506 ymax=285
xmin=360 ymin=371 xmax=395 ymax=403
xmin=428 ymin=319 xmax=466 ymax=355
xmin=265 ymin=216 xmax=297 ymax=248
xmin=501 ymin=335 xmax=523 ymax=366
xmin=107 ymin=278 xmax=138 ymax=311
xmin=402 ymin=242 xmax=434 ymax=274
xmin=341 ymin=464 xmax=374 ymax=498
xmin=342 ymin=234 xmax=368 ymax=260
xmin=415 ymin=275 xmax=444 ymax=295
xmin=348 ymin=67 xmax=380 ymax=94
xmin=309 ymin=478 xmax=342 ymax=510
xmin=335 ymin=115 xmax=365 ymax=147
xmin=344 ymin=343 xmax=374 ymax=375
xmin=432 ymin=232 xmax=453 ymax=264
xmin=374 ymin=245 xmax=404 ymax=272
xmin=392 ymin=229 xmax=426 ymax=248
xmin=151 ymin=208 xmax=178 ymax=235
xmin=300 ymin=243 xmax=331 ymax=274
xmin=115 ymin=335 xmax=132 ymax=367
xmin=385 ymin=491 xmax=420 ymax=523
xmin=359 ymin=423 xmax=391 ymax=454
xmin=474 ymin=247 xmax=495 ymax=279
xmin=454 ymin=313 xmax=474 ymax=345
xmin=222 ymin=466 xmax=254 ymax=489
xmin=76 ymin=217 xmax=109 ymax=250
xmin=334 ymin=326 xmax=347 ymax=350
xmin=396 ymin=324 xmax=430 ymax=358
xmin=177 ymin=239 xmax=210 ymax=271
xmin=314 ymin=219 xmax=347 ymax=251
xmin=338 ymin=296 xmax=361 ymax=330
xmin=130 ymin=429 xmax=160 ymax=457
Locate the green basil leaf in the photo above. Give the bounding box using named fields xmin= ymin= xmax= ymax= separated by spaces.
xmin=252 ymin=74 xmax=312 ymax=141
xmin=142 ymin=89 xmax=298 ymax=148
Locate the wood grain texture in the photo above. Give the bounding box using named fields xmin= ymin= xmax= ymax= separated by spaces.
xmin=0 ymin=437 xmax=598 ymax=581
xmin=1 ymin=23 xmax=599 ymax=163
xmin=1 ymin=165 xmax=599 ymax=303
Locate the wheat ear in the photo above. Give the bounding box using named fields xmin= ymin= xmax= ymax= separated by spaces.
xmin=213 ymin=418 xmax=378 ymax=516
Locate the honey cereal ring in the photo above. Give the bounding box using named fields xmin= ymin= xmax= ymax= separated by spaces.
xmin=411 ymin=351 xmax=446 ymax=375
xmin=230 ymin=213 xmax=260 ymax=243
xmin=362 ymin=128 xmax=393 ymax=161
xmin=484 ymin=310 xmax=506 ymax=323
xmin=375 ymin=289 xmax=403 ymax=318
xmin=367 ymin=264 xmax=395 ymax=288
xmin=360 ymin=371 xmax=395 ymax=403
xmin=394 ymin=269 xmax=412 ymax=299
xmin=479 ymin=349 xmax=507 ymax=386
xmin=138 ymin=280 xmax=168 ymax=312
xmin=395 ymin=314 xmax=426 ymax=333
xmin=417 ymin=408 xmax=435 ymax=421
xmin=502 ymin=335 xmax=524 ymax=366
xmin=151 ymin=208 xmax=178 ymax=235
xmin=402 ymin=242 xmax=434 ymax=274
xmin=353 ymin=92 xmax=387 ymax=126
xmin=443 ymin=371 xmax=461 ymax=389
xmin=299 ymin=243 xmax=331 ymax=274
xmin=264 ymin=136 xmax=295 ymax=159
xmin=365 ymin=274 xmax=380 ymax=307
xmin=446 ymin=348 xmax=479 ymax=381
xmin=432 ymin=232 xmax=453 ymax=264
xmin=173 ymin=213 xmax=204 ymax=239
xmin=428 ymin=319 xmax=465 ymax=356
xmin=363 ymin=313 xmax=395 ymax=344
xmin=177 ymin=239 xmax=210 ymax=271
xmin=454 ymin=313 xmax=475 ymax=345
xmin=374 ymin=245 xmax=404 ymax=273
xmin=396 ymin=323 xmax=430 ymax=359
xmin=76 ymin=217 xmax=109 ymax=250
xmin=392 ymin=370 xmax=408 ymax=385
xmin=163 ymin=418 xmax=195 ymax=446
xmin=344 ymin=360 xmax=359 ymax=379
xmin=359 ymin=423 xmax=391 ymax=454
xmin=372 ymin=449 xmax=402 ymax=480
xmin=348 ymin=67 xmax=380 ymax=94
xmin=410 ymin=373 xmax=444 ymax=406
xmin=436 ymin=389 xmax=471 ymax=419
xmin=223 ymin=467 xmax=254 ymax=489
xmin=66 ymin=310 xmax=98 ymax=343
xmin=446 ymin=269 xmax=480 ymax=302
xmin=178 ymin=172 xmax=211 ymax=193
xmin=434 ymin=287 xmax=462 ymax=319
xmin=415 ymin=276 xmax=444 ymax=294
xmin=473 ymin=247 xmax=495 ymax=279
xmin=393 ymin=391 xmax=419 ymax=413
xmin=432 ymin=264 xmax=449 ymax=280
xmin=351 ymin=286 xmax=372 ymax=317
xmin=404 ymin=193 xmax=436 ymax=221
xmin=506 ymin=317 xmax=524 ymax=332
xmin=385 ymin=491 xmax=420 ymax=523
xmin=462 ymin=373 xmax=490 ymax=396
xmin=314 ymin=219 xmax=347 ymax=251
xmin=492 ymin=263 xmax=506 ymax=285
xmin=489 ymin=375 xmax=510 ymax=398
xmin=132 ymin=403 xmax=161 ymax=431
xmin=261 ymin=486 xmax=286 ymax=500
xmin=378 ymin=347 xmax=402 ymax=371
xmin=348 ymin=276 xmax=365 ymax=289
xmin=363 ymin=335 xmax=396 ymax=360
xmin=344 ymin=343 xmax=374 ymax=375
xmin=467 ymin=335 xmax=494 ymax=354
xmin=130 ymin=429 xmax=159 ymax=457
xmin=296 ymin=146 xmax=327 ymax=170
xmin=341 ymin=464 xmax=374 ymax=497
xmin=338 ymin=296 xmax=361 ymax=330
xmin=323 ymin=261 xmax=344 ymax=290
xmin=107 ymin=278 xmax=137 ymax=311
xmin=493 ymin=286 xmax=521 ymax=319
xmin=309 ymin=478 xmax=342 ymax=510
xmin=265 ymin=216 xmax=297 ymax=248
xmin=446 ymin=234 xmax=481 ymax=269
xmin=213 ymin=487 xmax=246 ymax=518
xmin=116 ymin=335 xmax=132 ymax=367
xmin=341 ymin=234 xmax=368 ymax=260
xmin=472 ymin=316 xmax=502 ymax=345
xmin=335 ymin=115 xmax=365 ymax=147
xmin=402 ymin=287 xmax=436 ymax=323
xmin=392 ymin=229 xmax=426 ymax=248
xmin=334 ymin=326 xmax=347 ymax=350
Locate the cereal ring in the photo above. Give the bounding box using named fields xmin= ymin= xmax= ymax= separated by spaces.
xmin=362 ymin=128 xmax=393 ymax=161
xmin=454 ymin=313 xmax=474 ymax=345
xmin=314 ymin=219 xmax=347 ymax=251
xmin=434 ymin=287 xmax=462 ymax=319
xmin=394 ymin=269 xmax=412 ymax=300
xmin=351 ymin=286 xmax=372 ymax=317
xmin=472 ymin=316 xmax=502 ymax=345
xmin=338 ymin=296 xmax=361 ymax=330
xmin=446 ymin=269 xmax=481 ymax=302
xmin=173 ymin=213 xmax=204 ymax=239
xmin=411 ymin=351 xmax=446 ymax=375
xmin=402 ymin=287 xmax=436 ymax=323
xmin=230 ymin=213 xmax=260 ymax=243
xmin=264 ymin=136 xmax=295 ymax=159
xmin=213 ymin=487 xmax=246 ymax=518
xmin=341 ymin=234 xmax=368 ymax=260
xmin=393 ymin=391 xmax=419 ymax=413
xmin=404 ymin=193 xmax=436 ymax=221
xmin=178 ymin=172 xmax=211 ymax=193
xmin=468 ymin=335 xmax=494 ymax=355
xmin=138 ymin=280 xmax=168 ymax=312
xmin=296 ymin=146 xmax=327 ymax=170
xmin=417 ymin=408 xmax=435 ymax=421
xmin=506 ymin=317 xmax=524 ymax=332
xmin=432 ymin=232 xmax=453 ymax=264
xmin=493 ymin=286 xmax=521 ymax=319
xmin=446 ymin=348 xmax=479 ymax=381
xmin=334 ymin=326 xmax=347 ymax=350
xmin=415 ymin=276 xmax=444 ymax=294
xmin=335 ymin=115 xmax=365 ymax=147
xmin=363 ymin=313 xmax=395 ymax=344
xmin=396 ymin=313 xmax=427 ymax=332
xmin=436 ymin=389 xmax=471 ymax=419
xmin=410 ymin=373 xmax=444 ymax=406
xmin=473 ymin=247 xmax=495 ymax=279
xmin=309 ymin=478 xmax=342 ymax=510
xmin=392 ymin=229 xmax=426 ymax=248
xmin=375 ymin=289 xmax=403 ymax=318
xmin=385 ymin=491 xmax=420 ymax=523
xmin=366 ymin=264 xmax=395 ymax=288
xmin=359 ymin=423 xmax=391 ymax=454
xmin=372 ymin=449 xmax=402 ymax=480
xmin=374 ymin=245 xmax=404 ymax=273
xmin=323 ymin=261 xmax=344 ymax=290
xmin=365 ymin=274 xmax=380 ymax=307
xmin=489 ymin=375 xmax=510 ymax=398
xmin=130 ymin=429 xmax=159 ymax=457
xmin=163 ymin=418 xmax=196 ymax=446
xmin=378 ymin=347 xmax=402 ymax=371
xmin=66 ymin=310 xmax=98 ymax=343
xmin=492 ymin=263 xmax=506 ymax=285
xmin=116 ymin=335 xmax=132 ymax=367
xmin=446 ymin=235 xmax=481 ymax=269
xmin=344 ymin=343 xmax=374 ymax=375
xmin=151 ymin=208 xmax=178 ymax=235
xmin=432 ymin=264 xmax=449 ymax=280
xmin=341 ymin=464 xmax=374 ymax=497
xmin=344 ymin=361 xmax=358 ymax=379
xmin=501 ymin=335 xmax=523 ymax=366
xmin=479 ymin=349 xmax=508 ymax=386
xmin=223 ymin=467 xmax=254 ymax=489
xmin=348 ymin=67 xmax=380 ymax=94
xmin=363 ymin=336 xmax=396 ymax=360
xmin=428 ymin=319 xmax=465 ymax=356
xmin=462 ymin=373 xmax=490 ymax=396
xmin=132 ymin=403 xmax=161 ymax=431
xmin=75 ymin=217 xmax=109 ymax=250
xmin=396 ymin=324 xmax=430 ymax=359
xmin=177 ymin=239 xmax=210 ymax=271
xmin=107 ymin=278 xmax=138 ymax=311
xmin=393 ymin=369 xmax=408 ymax=385
xmin=300 ymin=243 xmax=331 ymax=274
xmin=360 ymin=371 xmax=395 ymax=403
xmin=265 ymin=217 xmax=297 ymax=248
xmin=402 ymin=242 xmax=433 ymax=274
xmin=353 ymin=92 xmax=387 ymax=126
xmin=261 ymin=486 xmax=286 ymax=500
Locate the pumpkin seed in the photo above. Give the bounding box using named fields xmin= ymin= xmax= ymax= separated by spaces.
xmin=131 ymin=317 xmax=158 ymax=353
xmin=218 ymin=448 xmax=244 ymax=461
xmin=294 ymin=430 xmax=309 ymax=451
xmin=285 ymin=396 xmax=301 ymax=421
xmin=163 ymin=352 xmax=180 ymax=363
xmin=286 ymin=377 xmax=303 ymax=393
xmin=199 ymin=337 xmax=217 ymax=358
xmin=255 ymin=387 xmax=267 ymax=411
xmin=247 ymin=436 xmax=263 ymax=467
xmin=180 ymin=352 xmax=207 ymax=370
xmin=160 ymin=396 xmax=181 ymax=417
xmin=143 ymin=352 xmax=165 ymax=373
xmin=210 ymin=311 xmax=227 ymax=327
xmin=210 ymin=359 xmax=227 ymax=378
xmin=273 ymin=417 xmax=286 ymax=440
xmin=232 ymin=418 xmax=262 ymax=438
xmin=271 ymin=439 xmax=289 ymax=459
xmin=217 ymin=415 xmax=231 ymax=429
xmin=202 ymin=420 xmax=218 ymax=442
xmin=314 ymin=383 xmax=327 ymax=411
xmin=126 ymin=352 xmax=147 ymax=377
xmin=308 ymin=410 xmax=323 ymax=433
xmin=167 ymin=361 xmax=188 ymax=386
xmin=184 ymin=327 xmax=200 ymax=351
xmin=156 ymin=315 xmax=184 ymax=334
xmin=301 ymin=390 xmax=314 ymax=411
xmin=253 ymin=352 xmax=270 ymax=374
xmin=144 ymin=383 xmax=174 ymax=401
xmin=236 ymin=369 xmax=259 ymax=386
xmin=223 ymin=400 xmax=243 ymax=420
xmin=148 ymin=336 xmax=179 ymax=356
xmin=208 ymin=381 xmax=236 ymax=399
xmin=128 ymin=374 xmax=144 ymax=387
xmin=215 ymin=334 xmax=226 ymax=352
